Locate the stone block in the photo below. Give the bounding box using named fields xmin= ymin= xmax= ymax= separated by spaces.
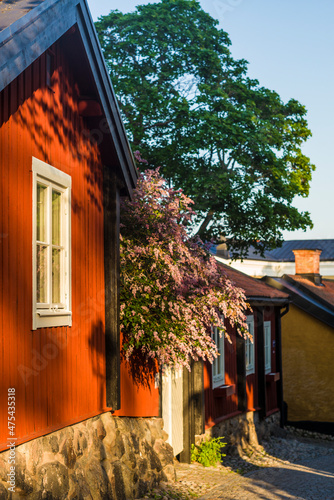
xmin=37 ymin=461 xmax=70 ymax=499
xmin=153 ymin=439 xmax=174 ymax=468
xmin=0 ymin=414 xmax=175 ymax=499
xmin=0 ymin=482 xmax=9 ymax=499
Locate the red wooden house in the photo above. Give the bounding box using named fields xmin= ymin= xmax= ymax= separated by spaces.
xmin=0 ymin=0 xmax=161 ymax=459
xmin=0 ymin=2 xmax=290 ymax=486
xmin=204 ymin=264 xmax=289 ymax=437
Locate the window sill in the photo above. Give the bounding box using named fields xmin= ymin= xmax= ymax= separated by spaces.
xmin=213 ymin=384 xmax=235 ymax=398
xmin=37 ymin=310 xmax=72 ymax=317
xmin=33 ymin=311 xmax=72 ymax=329
xmin=266 ymin=372 xmax=280 ymax=383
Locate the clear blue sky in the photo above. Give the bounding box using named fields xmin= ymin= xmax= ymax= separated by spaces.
xmin=88 ymin=0 xmax=334 ymax=241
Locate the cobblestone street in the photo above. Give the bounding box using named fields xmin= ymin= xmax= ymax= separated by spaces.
xmin=200 ymin=453 xmax=334 ymax=499
xmin=143 ymin=429 xmax=334 ymax=500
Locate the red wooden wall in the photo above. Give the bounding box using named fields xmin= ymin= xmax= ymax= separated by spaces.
xmin=204 ymin=306 xmax=280 ymax=428
xmin=0 ymin=37 xmax=106 ymax=451
xmin=114 ymin=335 xmax=159 ymax=417
xmin=0 ymin=34 xmax=159 ymax=452
xmin=204 ymin=321 xmax=240 ymax=426
xmin=246 ymin=310 xmax=258 ymax=412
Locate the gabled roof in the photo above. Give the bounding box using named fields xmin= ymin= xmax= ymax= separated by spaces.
xmin=214 ymin=239 xmax=334 ymax=262
xmin=218 ymin=262 xmax=289 ymax=305
xmin=263 ymin=275 xmax=334 ymax=328
xmin=263 ymin=240 xmax=334 ymax=262
xmin=0 ymin=0 xmax=137 ymax=196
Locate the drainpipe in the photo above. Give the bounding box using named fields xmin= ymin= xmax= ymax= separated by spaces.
xmin=276 ymin=304 xmax=289 ymax=427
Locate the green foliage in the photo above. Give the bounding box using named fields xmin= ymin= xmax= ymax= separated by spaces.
xmin=96 ymin=0 xmax=315 ymax=257
xmin=120 ymin=169 xmax=248 ymax=368
xmin=191 ymin=437 xmax=227 ymax=467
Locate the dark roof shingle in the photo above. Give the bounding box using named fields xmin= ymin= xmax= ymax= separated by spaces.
xmin=215 ymin=239 xmax=334 ymax=262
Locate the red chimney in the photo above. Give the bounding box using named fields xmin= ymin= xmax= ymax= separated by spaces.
xmin=292 ymin=249 xmax=322 ymax=284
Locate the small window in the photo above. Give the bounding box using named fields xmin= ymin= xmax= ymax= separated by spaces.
xmin=264 ymin=321 xmax=271 ymax=373
xmin=32 ymin=157 xmax=71 ymax=329
xmin=245 ymin=315 xmax=255 ymax=375
xmin=212 ymin=324 xmax=225 ymax=388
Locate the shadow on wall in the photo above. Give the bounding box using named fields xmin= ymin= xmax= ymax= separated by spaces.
xmin=120 ymin=345 xmax=159 ymax=390
xmin=0 ymin=34 xmax=109 ymax=446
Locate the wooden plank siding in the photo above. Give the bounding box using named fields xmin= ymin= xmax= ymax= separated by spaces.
xmin=204 ymin=322 xmax=240 ymax=426
xmin=245 ymin=309 xmax=258 ymax=413
xmin=0 ymin=38 xmax=111 ymax=451
xmin=113 ymin=333 xmax=160 ymax=418
xmin=204 ymin=305 xmax=280 ymax=429
xmin=244 ymin=306 xmax=280 ymax=416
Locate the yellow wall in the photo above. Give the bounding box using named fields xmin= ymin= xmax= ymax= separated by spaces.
xmin=282 ymin=305 xmax=334 ymax=422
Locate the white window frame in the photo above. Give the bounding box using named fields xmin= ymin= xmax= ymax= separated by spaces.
xmin=264 ymin=321 xmax=271 ymax=374
xmin=212 ymin=324 xmax=225 ymax=388
xmin=32 ymin=157 xmax=72 ymax=330
xmin=245 ymin=315 xmax=255 ymax=375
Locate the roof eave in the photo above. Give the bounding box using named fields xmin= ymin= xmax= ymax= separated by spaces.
xmin=0 ymin=0 xmax=137 ymax=197
xmin=263 ymin=276 xmax=334 ymax=329
xmin=247 ymin=297 xmax=290 ymax=307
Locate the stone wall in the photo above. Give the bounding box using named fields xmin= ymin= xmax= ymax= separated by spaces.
xmin=198 ymin=411 xmax=281 ymax=454
xmin=0 ymin=414 xmax=175 ymax=499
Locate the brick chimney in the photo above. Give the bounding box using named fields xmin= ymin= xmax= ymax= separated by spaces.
xmin=292 ymin=248 xmax=322 ymax=285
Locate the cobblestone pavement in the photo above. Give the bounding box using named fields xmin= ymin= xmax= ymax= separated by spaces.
xmin=141 ymin=429 xmax=334 ymax=500
xmin=200 ymin=454 xmax=334 ymax=499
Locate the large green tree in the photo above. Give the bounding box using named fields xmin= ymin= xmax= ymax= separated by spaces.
xmin=96 ymin=0 xmax=315 ymax=257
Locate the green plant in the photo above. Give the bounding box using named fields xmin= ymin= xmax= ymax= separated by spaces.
xmin=96 ymin=0 xmax=315 ymax=256
xmin=191 ymin=437 xmax=226 ymax=467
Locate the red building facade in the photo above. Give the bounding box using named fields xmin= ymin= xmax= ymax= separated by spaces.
xmin=0 ymin=0 xmax=159 ymax=453
xmin=204 ymin=264 xmax=288 ymax=430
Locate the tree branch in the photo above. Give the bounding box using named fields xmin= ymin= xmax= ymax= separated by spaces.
xmin=197 ymin=210 xmax=214 ymax=236
xmin=143 ymin=120 xmax=174 ymax=131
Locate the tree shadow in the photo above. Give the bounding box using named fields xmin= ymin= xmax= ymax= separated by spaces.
xmin=234 ymin=459 xmax=334 ymax=500
xmin=120 ymin=347 xmax=159 ymax=390
xmin=0 ymin=27 xmax=116 ymax=449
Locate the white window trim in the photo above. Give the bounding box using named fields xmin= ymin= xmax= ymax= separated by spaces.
xmin=212 ymin=324 xmax=225 ymax=389
xmin=245 ymin=315 xmax=255 ymax=375
xmin=32 ymin=157 xmax=72 ymax=330
xmin=264 ymin=320 xmax=271 ymax=374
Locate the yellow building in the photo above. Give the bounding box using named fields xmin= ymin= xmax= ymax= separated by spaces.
xmin=264 ymin=249 xmax=334 ymax=434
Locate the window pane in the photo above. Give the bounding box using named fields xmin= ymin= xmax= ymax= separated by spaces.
xmin=52 ymin=248 xmax=61 ymax=303
xmin=37 ymin=245 xmax=47 ymax=303
xmin=37 ymin=184 xmax=47 ymax=242
xmin=265 ymin=325 xmax=271 ymax=371
xmin=52 ymin=190 xmax=61 ymax=245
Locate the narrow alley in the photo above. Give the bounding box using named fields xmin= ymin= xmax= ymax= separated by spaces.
xmin=144 ymin=429 xmax=334 ymax=500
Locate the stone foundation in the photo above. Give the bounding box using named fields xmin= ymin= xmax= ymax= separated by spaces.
xmin=198 ymin=411 xmax=282 ymax=454
xmin=0 ymin=414 xmax=175 ymax=499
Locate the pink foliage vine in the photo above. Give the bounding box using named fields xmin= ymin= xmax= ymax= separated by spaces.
xmin=120 ymin=169 xmax=248 ymax=369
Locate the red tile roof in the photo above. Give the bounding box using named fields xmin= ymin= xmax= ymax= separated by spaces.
xmin=217 ymin=262 xmax=289 ymax=301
